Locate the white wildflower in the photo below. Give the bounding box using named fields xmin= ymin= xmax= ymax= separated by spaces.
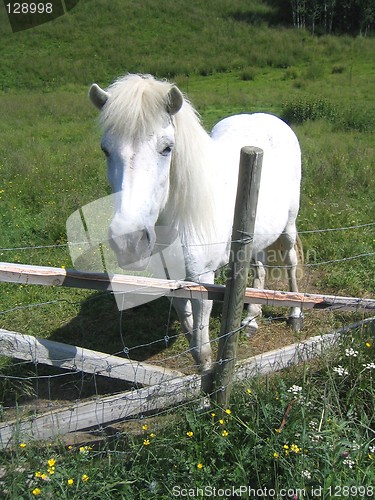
xmin=287 ymin=384 xmax=303 ymax=395
xmin=301 ymin=470 xmax=312 ymax=479
xmin=343 ymin=458 xmax=355 ymax=469
xmin=363 ymin=362 xmax=375 ymax=370
xmin=351 ymin=441 xmax=361 ymax=451
xmin=333 ymin=365 xmax=348 ymax=376
xmin=309 ymin=420 xmax=318 ymax=430
xmin=345 ymin=347 xmax=358 ymax=357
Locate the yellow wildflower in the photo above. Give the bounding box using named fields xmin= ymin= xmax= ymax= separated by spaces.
xmin=35 ymin=471 xmax=42 ymax=478
xmin=366 ymin=342 xmax=371 ymax=348
xmin=79 ymin=446 xmax=92 ymax=454
xmin=142 ymin=424 xmax=149 ymax=431
xmin=222 ymin=430 xmax=229 ymax=437
xmin=47 ymin=458 xmax=56 ymax=467
xmin=32 ymin=488 xmax=41 ymax=496
xmin=67 ymin=478 xmax=74 ymax=486
xmin=211 ymin=412 xmax=216 ymax=417
xmin=273 ymin=452 xmax=280 ymax=459
xmin=225 ymin=409 xmax=231 ymax=415
xmin=218 ymin=419 xmax=225 ymax=425
xmin=82 ymin=474 xmax=89 ymax=482
xmin=290 ymin=443 xmax=301 ymax=453
xmin=19 ymin=443 xmax=27 ymax=449
xmin=150 ymin=433 xmax=156 ymax=438
xmin=197 ymin=463 xmax=203 ymax=469
xmin=143 ymin=439 xmax=150 ymax=446
xmin=186 ymin=431 xmax=194 ymax=438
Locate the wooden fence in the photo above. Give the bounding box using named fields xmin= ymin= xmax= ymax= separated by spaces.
xmin=0 ymin=260 xmax=374 ymax=448
xmin=2 ymin=261 xmax=374 ymax=313
xmin=1 ymin=148 xmax=374 ymax=448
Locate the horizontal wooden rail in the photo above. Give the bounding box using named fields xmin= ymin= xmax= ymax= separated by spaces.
xmin=4 ymin=320 xmax=374 ymax=448
xmin=0 ymin=329 xmax=184 ymax=386
xmin=1 ymin=262 xmax=375 ymax=312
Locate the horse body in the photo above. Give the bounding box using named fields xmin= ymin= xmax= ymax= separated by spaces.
xmin=89 ymin=74 xmax=302 ymax=383
xmin=211 ymin=113 xmax=301 ymax=258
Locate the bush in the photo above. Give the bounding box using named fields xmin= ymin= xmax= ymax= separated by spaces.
xmin=281 ymin=98 xmax=337 ymax=124
xmin=240 ymin=67 xmax=257 ymax=81
xmin=337 ymin=107 xmax=375 ymax=132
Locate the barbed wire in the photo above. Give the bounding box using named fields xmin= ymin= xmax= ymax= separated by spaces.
xmin=0 ymin=220 xmax=374 ymax=253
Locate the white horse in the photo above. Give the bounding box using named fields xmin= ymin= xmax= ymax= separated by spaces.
xmin=89 ymin=73 xmax=303 ymax=382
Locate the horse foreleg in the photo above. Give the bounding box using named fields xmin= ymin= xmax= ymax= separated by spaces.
xmin=172 ymin=295 xmax=213 ymax=390
xmin=242 ymin=260 xmax=265 ymax=336
xmin=172 ymin=297 xmax=194 ymax=343
xmin=190 ymin=298 xmax=213 ymax=378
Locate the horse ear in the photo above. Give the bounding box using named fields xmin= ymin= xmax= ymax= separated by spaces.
xmin=166 ymin=86 xmax=183 ymax=115
xmin=89 ymin=83 xmax=109 ymax=110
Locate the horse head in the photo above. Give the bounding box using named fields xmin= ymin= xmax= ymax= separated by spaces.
xmin=89 ymin=75 xmax=183 ymax=269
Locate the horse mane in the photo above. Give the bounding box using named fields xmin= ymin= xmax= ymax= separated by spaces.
xmin=100 ymin=74 xmax=218 ymax=246
xmin=100 ymin=74 xmax=172 ymax=141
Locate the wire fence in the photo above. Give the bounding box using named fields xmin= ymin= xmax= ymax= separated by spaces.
xmin=0 ymin=218 xmax=374 ymax=446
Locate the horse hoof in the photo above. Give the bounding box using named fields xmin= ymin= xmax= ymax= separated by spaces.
xmin=287 ymin=315 xmax=303 ymax=332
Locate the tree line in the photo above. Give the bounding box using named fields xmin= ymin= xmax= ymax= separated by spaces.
xmin=289 ymin=0 xmax=375 ymax=35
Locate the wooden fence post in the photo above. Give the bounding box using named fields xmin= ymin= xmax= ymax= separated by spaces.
xmin=211 ymin=146 xmax=263 ymax=408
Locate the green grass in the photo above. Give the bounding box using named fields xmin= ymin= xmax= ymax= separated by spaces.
xmin=0 ymin=0 xmax=375 ymax=495
xmin=1 ymin=324 xmax=374 ymax=497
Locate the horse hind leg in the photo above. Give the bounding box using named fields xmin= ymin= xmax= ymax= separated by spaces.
xmin=277 ymin=229 xmax=304 ymax=332
xmin=242 ymin=260 xmax=265 ymax=337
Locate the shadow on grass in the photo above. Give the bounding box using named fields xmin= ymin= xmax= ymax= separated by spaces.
xmin=50 ymin=292 xmax=180 ymax=362
xmin=1 ymin=293 xmax=184 ymax=404
xmin=2 ymin=293 xmax=224 ymax=404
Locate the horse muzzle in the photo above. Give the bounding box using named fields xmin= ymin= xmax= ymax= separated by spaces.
xmin=109 ymin=227 xmax=156 ymax=270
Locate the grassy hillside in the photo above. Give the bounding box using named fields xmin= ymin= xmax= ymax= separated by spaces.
xmin=1 ymin=0 xmax=308 ymax=89
xmin=1 ymin=0 xmax=374 ymax=89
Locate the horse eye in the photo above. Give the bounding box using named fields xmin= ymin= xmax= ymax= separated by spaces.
xmin=161 ymin=145 xmax=173 ymax=156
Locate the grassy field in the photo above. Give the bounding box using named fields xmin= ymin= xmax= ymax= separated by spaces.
xmin=0 ymin=0 xmax=374 ymax=496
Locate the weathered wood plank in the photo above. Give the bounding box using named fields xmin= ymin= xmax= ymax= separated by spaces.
xmin=0 ymin=329 xmax=184 ymax=385
xmin=5 ymin=318 xmax=373 ymax=448
xmin=1 ymin=261 xmax=374 ymax=312
xmin=0 ymin=373 xmax=201 ymax=447
xmin=234 ymin=333 xmax=339 ymax=380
